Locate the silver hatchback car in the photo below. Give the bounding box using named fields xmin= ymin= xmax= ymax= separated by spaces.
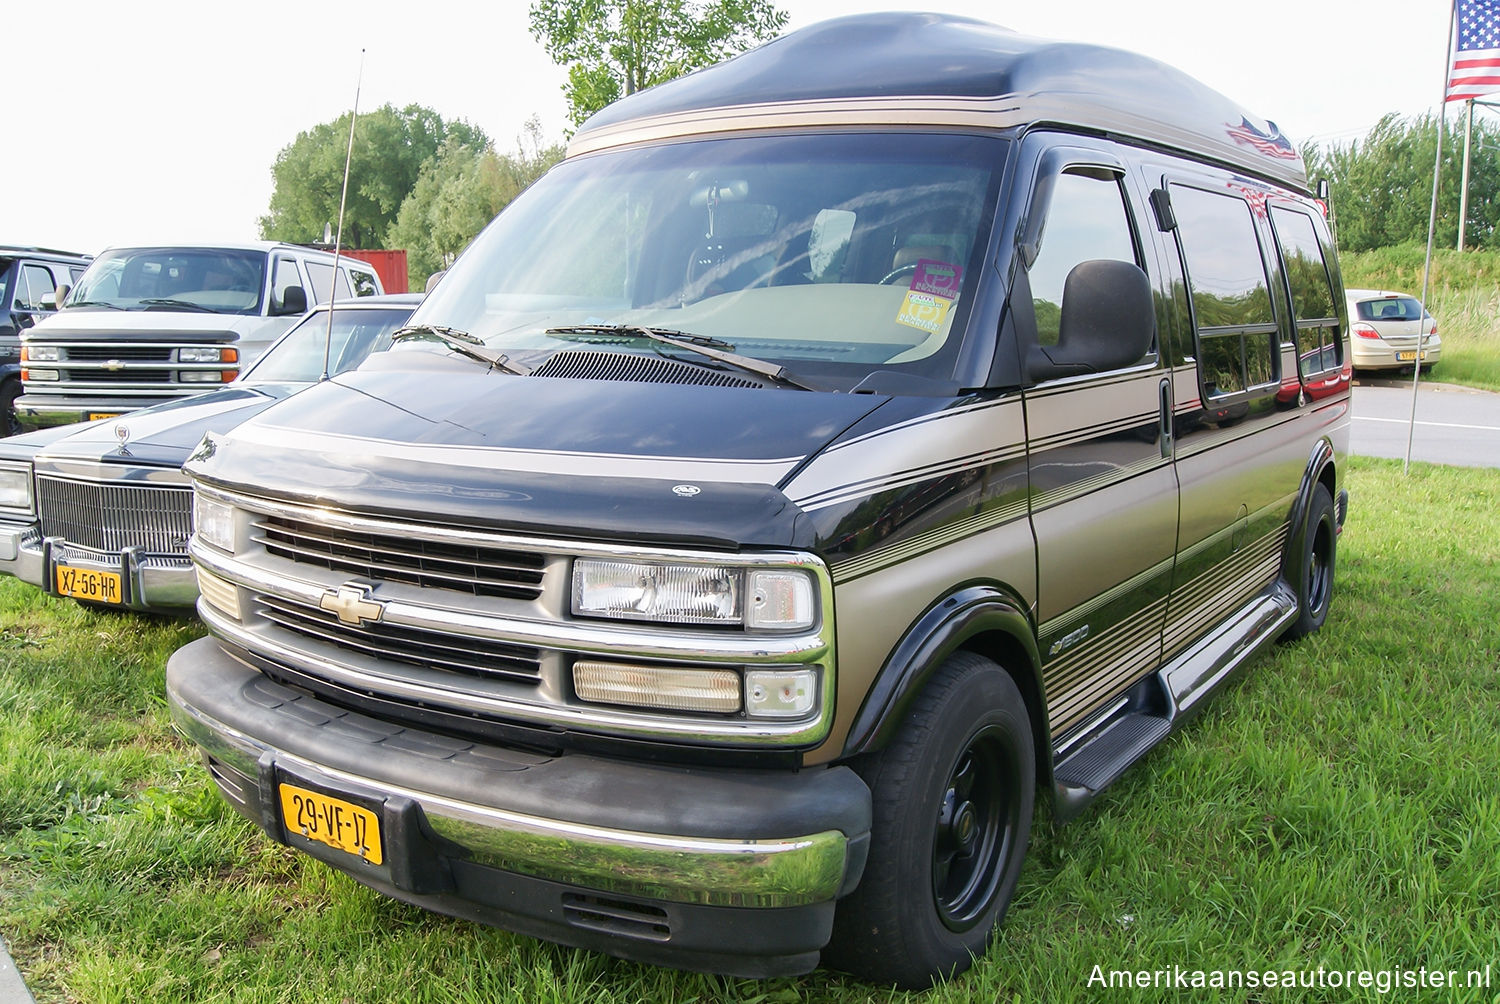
xmin=1346 ymin=288 xmax=1440 ymax=372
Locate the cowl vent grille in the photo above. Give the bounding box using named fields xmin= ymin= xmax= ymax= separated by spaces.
xmin=532 ymin=349 xmax=762 ymax=389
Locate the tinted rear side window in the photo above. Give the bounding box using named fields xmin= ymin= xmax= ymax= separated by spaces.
xmin=1270 ymin=207 xmax=1342 ymax=378
xmin=1170 ymin=184 xmax=1278 ymax=399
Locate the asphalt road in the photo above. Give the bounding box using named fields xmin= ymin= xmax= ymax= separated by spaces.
xmin=1351 ymin=380 xmax=1500 ymax=468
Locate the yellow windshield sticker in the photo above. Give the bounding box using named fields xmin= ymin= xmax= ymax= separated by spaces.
xmin=896 ymin=292 xmax=953 ymax=333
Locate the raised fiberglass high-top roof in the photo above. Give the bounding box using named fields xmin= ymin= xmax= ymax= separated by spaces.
xmin=569 ymin=12 xmax=1308 ymax=192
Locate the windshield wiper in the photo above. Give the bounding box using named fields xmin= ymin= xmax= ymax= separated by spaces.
xmin=62 ymin=300 xmax=124 ymax=310
xmin=545 ymin=324 xmax=818 ymax=391
xmin=392 ymin=324 xmax=531 ymax=376
xmin=139 ymin=298 xmax=224 ymax=313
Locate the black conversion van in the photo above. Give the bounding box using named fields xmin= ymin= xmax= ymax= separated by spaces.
xmin=166 ymin=13 xmax=1351 ymax=987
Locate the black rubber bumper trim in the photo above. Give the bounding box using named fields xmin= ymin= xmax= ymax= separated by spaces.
xmin=169 ymin=636 xmax=870 ymax=841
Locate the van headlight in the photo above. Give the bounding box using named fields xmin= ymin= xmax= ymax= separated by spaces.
xmin=192 ymin=493 xmax=236 ymax=553
xmin=572 ymin=560 xmax=817 ymax=630
xmin=0 ymin=466 xmax=33 ymax=511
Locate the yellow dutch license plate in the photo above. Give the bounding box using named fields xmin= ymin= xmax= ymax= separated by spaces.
xmin=279 ymin=783 xmax=383 ymax=865
xmin=1396 ymin=351 xmax=1424 ymax=362
xmin=54 ymin=565 xmax=124 ymax=604
xmin=88 ymin=412 xmax=121 ymax=421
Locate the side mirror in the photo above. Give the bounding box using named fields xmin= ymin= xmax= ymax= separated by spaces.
xmin=424 ymin=270 xmax=446 ymax=294
xmin=275 ymin=285 xmax=308 ymax=316
xmin=1026 ymin=259 xmax=1154 ymax=381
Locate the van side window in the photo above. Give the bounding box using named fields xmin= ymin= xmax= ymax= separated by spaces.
xmin=1269 ymin=207 xmax=1342 ymax=378
xmin=272 ymin=257 xmax=305 ymax=307
xmin=305 ymin=262 xmax=352 ymax=304
xmin=347 ymin=267 xmax=378 ymax=297
xmin=1028 ymin=169 xmax=1139 ymax=347
xmin=18 ymin=265 xmax=58 ymax=311
xmin=1170 ymin=184 xmax=1278 ymax=399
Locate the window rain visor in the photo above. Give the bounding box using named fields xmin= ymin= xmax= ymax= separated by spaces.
xmin=410 ymin=133 xmax=1006 ymax=388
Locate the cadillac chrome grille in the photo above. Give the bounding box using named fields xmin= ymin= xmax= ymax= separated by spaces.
xmin=254 ymin=515 xmax=546 ymax=600
xmin=254 ymin=593 xmax=543 ymax=684
xmin=35 ymin=476 xmax=193 ymax=554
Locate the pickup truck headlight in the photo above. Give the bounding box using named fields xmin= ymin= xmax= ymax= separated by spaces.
xmin=192 ymin=493 xmax=236 ymax=553
xmin=178 ymin=346 xmax=238 ymax=363
xmin=572 ymin=560 xmax=816 ymax=630
xmin=20 ymin=345 xmax=60 ymax=362
xmin=0 ymin=467 xmax=33 ymax=511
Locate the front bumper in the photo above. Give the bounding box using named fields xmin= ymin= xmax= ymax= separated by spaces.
xmin=167 ymin=636 xmax=871 ymax=977
xmin=0 ymin=525 xmax=197 ymax=610
xmin=14 ymin=393 xmax=191 ymax=432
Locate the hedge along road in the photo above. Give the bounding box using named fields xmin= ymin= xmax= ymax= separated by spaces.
xmin=1351 ymin=381 xmax=1500 ymax=468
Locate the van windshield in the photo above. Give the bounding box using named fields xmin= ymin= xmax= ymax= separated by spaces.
xmin=65 ymin=248 xmax=268 ymax=315
xmin=412 ymin=132 xmax=1006 ymax=388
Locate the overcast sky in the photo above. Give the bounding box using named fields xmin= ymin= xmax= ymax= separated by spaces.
xmin=9 ymin=0 xmax=1457 ymax=256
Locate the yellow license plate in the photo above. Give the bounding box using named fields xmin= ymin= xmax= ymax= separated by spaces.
xmin=279 ymin=783 xmax=383 ymax=865
xmin=55 ymin=565 xmax=124 ymax=604
xmin=88 ymin=412 xmax=121 ymax=421
xmin=1395 ymin=351 xmax=1425 ymax=362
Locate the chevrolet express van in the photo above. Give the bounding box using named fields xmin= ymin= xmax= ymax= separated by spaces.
xmin=166 ymin=13 xmax=1351 ymax=987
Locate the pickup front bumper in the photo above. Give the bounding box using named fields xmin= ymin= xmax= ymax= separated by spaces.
xmin=166 ymin=636 xmax=872 ymax=977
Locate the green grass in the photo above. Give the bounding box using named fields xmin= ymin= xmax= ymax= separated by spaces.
xmin=3 ymin=458 xmax=1499 ymax=1002
xmin=1340 ymin=244 xmax=1500 ymax=390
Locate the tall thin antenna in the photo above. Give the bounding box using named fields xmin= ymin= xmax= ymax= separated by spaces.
xmin=322 ymin=48 xmax=366 ymax=383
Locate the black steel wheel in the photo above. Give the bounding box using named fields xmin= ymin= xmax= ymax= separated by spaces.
xmin=824 ymin=652 xmax=1034 ymax=988
xmin=1284 ymin=482 xmax=1336 ymax=640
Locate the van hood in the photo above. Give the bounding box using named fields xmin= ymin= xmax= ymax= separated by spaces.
xmin=23 ymin=309 xmax=267 ymax=341
xmin=39 ymin=384 xmax=299 ymax=469
xmin=187 ymin=356 xmax=893 ymax=549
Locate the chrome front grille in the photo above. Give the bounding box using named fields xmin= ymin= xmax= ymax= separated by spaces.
xmin=253 ymin=514 xmax=546 ymax=600
xmin=254 ymin=593 xmax=543 ymax=684
xmin=35 ymin=476 xmax=193 ymax=554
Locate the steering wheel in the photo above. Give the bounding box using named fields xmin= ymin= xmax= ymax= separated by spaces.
xmin=878 ymin=262 xmax=920 ymax=285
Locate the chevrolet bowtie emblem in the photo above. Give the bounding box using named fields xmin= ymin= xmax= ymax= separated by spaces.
xmin=319 ymin=584 xmax=385 ymax=626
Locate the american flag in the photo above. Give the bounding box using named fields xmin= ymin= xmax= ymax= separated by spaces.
xmin=1449 ymin=0 xmax=1500 ymax=102
xmin=1225 ymin=118 xmax=1299 ymax=160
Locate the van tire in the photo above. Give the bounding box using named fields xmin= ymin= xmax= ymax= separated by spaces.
xmin=1284 ymin=483 xmax=1336 ymax=640
xmin=1 ymin=377 xmax=20 ymax=437
xmin=824 ymin=652 xmax=1034 ymax=988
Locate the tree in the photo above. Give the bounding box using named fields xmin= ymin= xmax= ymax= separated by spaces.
xmin=1304 ymin=112 xmax=1500 ymax=252
xmin=259 ymin=104 xmax=489 ymax=248
xmin=388 ymin=118 xmax=565 ymax=287
xmin=528 ymin=0 xmax=788 ymax=126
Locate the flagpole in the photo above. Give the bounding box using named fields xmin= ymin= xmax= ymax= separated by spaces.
xmin=1408 ymin=4 xmax=1458 ymax=474
xmin=1458 ymin=98 xmax=1474 ymax=250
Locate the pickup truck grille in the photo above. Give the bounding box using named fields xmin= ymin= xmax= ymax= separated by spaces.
xmin=36 ymin=476 xmax=193 ymax=554
xmin=254 ymin=593 xmax=543 ymax=684
xmin=254 ymin=514 xmax=547 ymax=600
xmin=64 ymin=346 xmax=176 ymax=362
xmin=62 ymin=368 xmax=174 ymax=384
